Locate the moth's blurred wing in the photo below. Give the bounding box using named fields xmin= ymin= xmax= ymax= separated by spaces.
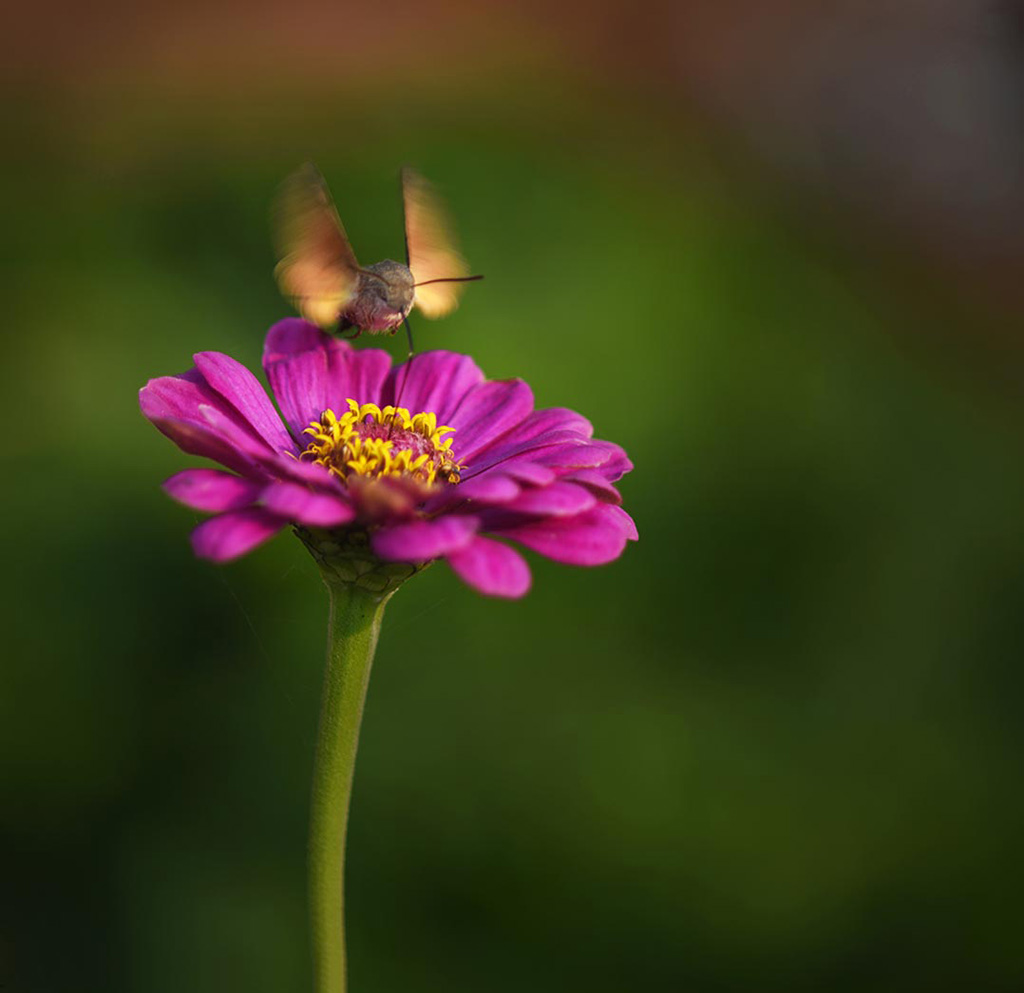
xmin=274 ymin=163 xmax=360 ymax=327
xmin=402 ymin=167 xmax=470 ymax=319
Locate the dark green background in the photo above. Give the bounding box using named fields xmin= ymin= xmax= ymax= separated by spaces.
xmin=3 ymin=68 xmax=1024 ymax=992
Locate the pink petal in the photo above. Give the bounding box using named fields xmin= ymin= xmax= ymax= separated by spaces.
xmin=153 ymin=408 xmax=343 ymax=495
xmin=330 ymin=346 xmax=392 ymax=407
xmin=195 ymin=402 xmax=297 ymax=466
xmin=194 ymin=352 xmax=295 ymax=454
xmin=141 ymin=370 xmax=264 ymax=441
xmin=260 ymin=481 xmax=355 ymax=527
xmin=421 ymin=472 xmax=521 ymax=516
xmin=585 ymin=442 xmax=633 ymax=481
xmin=141 ymin=370 xmax=238 ymax=429
xmin=500 ymin=462 xmax=557 ymax=486
xmin=529 ymin=441 xmax=622 ymax=470
xmin=263 ymin=320 xmax=397 ymax=439
xmin=384 ymin=351 xmax=484 ymax=422
xmin=263 ymin=318 xmax=326 ymax=366
xmin=606 ymin=504 xmax=639 ymax=541
xmin=467 ymin=440 xmax=619 ymax=484
xmin=505 ymin=481 xmax=597 ymax=517
xmin=565 ymin=468 xmax=623 ymax=505
xmin=188 ymin=403 xmax=345 ymax=497
xmin=265 ymin=453 xmax=342 ymax=488
xmin=454 ymin=474 xmax=522 ymax=503
xmin=519 ymin=407 xmax=594 ymax=440
xmin=163 ymin=469 xmax=261 ymax=512
xmin=145 ymin=416 xmax=265 ymax=479
xmin=467 ymin=407 xmax=592 ymax=462
xmin=461 ymin=407 xmax=599 ymax=477
xmin=447 ymin=536 xmax=531 ymax=598
xmin=141 ymin=373 xmax=271 ymax=475
xmin=448 ymin=379 xmax=535 ymax=460
xmin=262 ymin=319 xmax=336 ymax=439
xmin=190 ymin=508 xmax=285 ymax=562
xmin=497 ymin=504 xmax=635 ymax=566
xmin=371 ymin=515 xmax=479 ymax=563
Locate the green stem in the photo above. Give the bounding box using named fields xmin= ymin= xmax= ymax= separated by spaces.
xmin=308 ymin=580 xmax=392 ymax=993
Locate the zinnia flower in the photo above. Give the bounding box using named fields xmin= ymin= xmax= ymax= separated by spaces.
xmin=140 ymin=318 xmax=636 ymax=597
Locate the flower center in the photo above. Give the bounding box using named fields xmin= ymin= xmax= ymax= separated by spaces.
xmin=300 ymin=399 xmax=461 ymax=486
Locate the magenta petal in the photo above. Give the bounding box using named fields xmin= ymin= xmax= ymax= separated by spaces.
xmin=606 ymin=504 xmax=639 ymax=541
xmin=141 ymin=371 xmax=227 ymax=425
xmin=191 ymin=508 xmax=285 ymax=562
xmin=468 ymin=439 xmax=617 ymax=481
xmin=498 ymin=504 xmax=633 ymax=566
xmin=263 ymin=320 xmax=397 ymax=439
xmin=194 ymin=352 xmax=295 ymax=454
xmin=467 ymin=407 xmax=592 ymax=463
xmin=185 ymin=395 xmax=344 ymax=493
xmin=261 ymin=482 xmax=355 ymax=527
xmin=587 ymin=442 xmax=633 ymax=481
xmin=505 ymin=481 xmax=597 ymax=517
xmin=510 ymin=407 xmax=593 ymax=441
xmin=268 ymin=453 xmax=344 ymax=489
xmin=384 ymin=351 xmax=483 ymax=421
xmin=146 ymin=416 xmax=264 ymax=478
xmin=263 ymin=318 xmax=327 ymax=364
xmin=141 ymin=372 xmax=264 ymax=441
xmin=195 ymin=402 xmax=294 ymax=466
xmin=501 ymin=462 xmax=557 ymax=486
xmin=454 ymin=474 xmax=522 ymax=503
xmin=529 ymin=440 xmax=621 ymax=470
xmin=141 ymin=372 xmax=275 ymax=476
xmin=420 ymin=473 xmax=520 ymax=516
xmin=263 ymin=319 xmax=335 ymax=439
xmin=461 ymin=409 xmax=599 ymax=476
xmin=372 ymin=515 xmax=478 ymax=563
xmin=448 ymin=379 xmax=535 ymax=460
xmin=330 ymin=346 xmax=392 ymax=407
xmin=566 ymin=468 xmax=623 ymax=504
xmin=140 ymin=370 xmax=262 ymax=438
xmin=447 ymin=536 xmax=531 ymax=598
xmin=164 ymin=469 xmax=261 ymax=512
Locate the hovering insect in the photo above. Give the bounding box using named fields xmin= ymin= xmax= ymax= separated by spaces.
xmin=273 ymin=163 xmax=482 ymax=353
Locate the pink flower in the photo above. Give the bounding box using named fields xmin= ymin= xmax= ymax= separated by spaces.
xmin=140 ymin=319 xmax=636 ymax=598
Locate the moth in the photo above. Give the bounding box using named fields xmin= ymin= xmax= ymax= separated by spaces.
xmin=273 ymin=163 xmax=482 ymax=353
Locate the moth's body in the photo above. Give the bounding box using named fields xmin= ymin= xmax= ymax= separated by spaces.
xmin=339 ymin=260 xmax=415 ymax=334
xmin=274 ymin=164 xmax=482 ymax=350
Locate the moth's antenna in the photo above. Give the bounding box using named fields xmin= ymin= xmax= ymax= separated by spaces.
xmin=413 ymin=275 xmax=484 ymax=287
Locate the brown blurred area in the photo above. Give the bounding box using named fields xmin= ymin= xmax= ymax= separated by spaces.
xmin=7 ymin=0 xmax=1024 ymax=316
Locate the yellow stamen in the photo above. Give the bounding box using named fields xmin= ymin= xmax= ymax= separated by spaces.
xmin=299 ymin=400 xmax=462 ymax=486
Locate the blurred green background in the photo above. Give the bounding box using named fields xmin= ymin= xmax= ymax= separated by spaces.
xmin=4 ymin=4 xmax=1024 ymax=991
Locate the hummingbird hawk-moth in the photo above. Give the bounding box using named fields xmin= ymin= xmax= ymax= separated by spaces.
xmin=273 ymin=163 xmax=482 ymax=353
